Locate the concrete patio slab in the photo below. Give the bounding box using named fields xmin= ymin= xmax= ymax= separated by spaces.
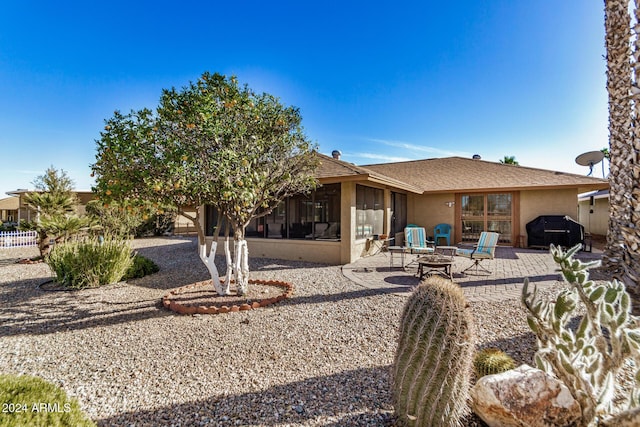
xmin=342 ymin=246 xmax=603 ymax=303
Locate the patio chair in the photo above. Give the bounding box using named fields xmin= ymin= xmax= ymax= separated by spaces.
xmin=434 ymin=223 xmax=452 ymax=246
xmin=404 ymin=226 xmax=435 ymax=255
xmin=456 ymin=231 xmax=499 ymax=274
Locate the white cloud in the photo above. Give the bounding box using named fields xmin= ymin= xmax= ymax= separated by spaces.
xmin=348 ymin=152 xmax=414 ymax=163
xmin=365 ymin=138 xmax=471 ymax=158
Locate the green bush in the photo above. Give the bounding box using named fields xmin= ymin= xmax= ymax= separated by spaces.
xmin=123 ymin=254 xmax=159 ymax=280
xmin=46 ymin=238 xmax=133 ymax=289
xmin=0 ymin=374 xmax=95 ymax=427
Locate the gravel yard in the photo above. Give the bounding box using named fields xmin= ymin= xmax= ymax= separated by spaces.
xmin=0 ymin=236 xmax=551 ymax=426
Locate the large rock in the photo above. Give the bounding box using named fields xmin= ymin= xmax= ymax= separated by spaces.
xmin=470 ymin=364 xmax=581 ymax=427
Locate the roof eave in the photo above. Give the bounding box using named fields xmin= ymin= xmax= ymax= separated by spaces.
xmin=318 ymin=174 xmax=423 ymax=194
xmin=420 ymin=182 xmax=610 ymax=195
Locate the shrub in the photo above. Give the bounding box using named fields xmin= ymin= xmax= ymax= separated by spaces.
xmin=522 ymin=244 xmax=640 ymax=426
xmin=123 ymin=254 xmax=159 ymax=280
xmin=392 ymin=276 xmax=475 ymax=427
xmin=46 ymin=238 xmax=133 ymax=289
xmin=473 ymin=348 xmax=516 ymax=378
xmin=0 ymin=373 xmax=95 ymax=427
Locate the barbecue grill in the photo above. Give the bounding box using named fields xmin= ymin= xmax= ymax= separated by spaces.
xmin=525 ymin=215 xmax=584 ymax=249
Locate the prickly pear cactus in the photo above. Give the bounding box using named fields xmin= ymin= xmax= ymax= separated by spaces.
xmin=473 ymin=348 xmax=516 ymax=378
xmin=393 ymin=276 xmax=475 ymax=427
xmin=522 ymin=244 xmax=640 ymax=426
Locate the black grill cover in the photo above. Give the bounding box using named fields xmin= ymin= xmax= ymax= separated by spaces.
xmin=526 ymin=215 xmax=584 ymax=248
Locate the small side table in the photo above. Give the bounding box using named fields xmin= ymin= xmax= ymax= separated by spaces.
xmin=388 ymin=246 xmax=408 ymax=268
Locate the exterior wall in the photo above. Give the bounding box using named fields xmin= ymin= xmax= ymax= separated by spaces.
xmin=407 ymin=193 xmax=456 ymax=241
xmin=174 ymin=209 xmax=198 ymax=235
xmin=519 ymin=188 xmax=579 ymax=241
xmin=578 ymin=197 xmax=609 ymax=236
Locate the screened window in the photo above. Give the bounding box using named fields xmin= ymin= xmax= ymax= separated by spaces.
xmin=205 ymin=183 xmax=341 ymax=240
xmin=356 ymin=185 xmax=384 ymax=239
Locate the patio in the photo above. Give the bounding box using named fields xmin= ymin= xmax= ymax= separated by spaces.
xmin=343 ymin=245 xmax=604 ymax=303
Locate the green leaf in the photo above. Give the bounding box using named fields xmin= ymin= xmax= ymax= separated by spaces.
xmin=604 ymin=288 xmax=619 ymax=304
xmin=589 ymin=286 xmax=605 ymax=302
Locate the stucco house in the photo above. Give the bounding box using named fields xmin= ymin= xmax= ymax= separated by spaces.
xmin=577 ymin=189 xmax=610 ymax=236
xmin=200 ymin=153 xmax=609 ymax=265
xmin=0 ymin=196 xmax=19 ymax=224
xmin=6 ymin=189 xmax=95 ymax=223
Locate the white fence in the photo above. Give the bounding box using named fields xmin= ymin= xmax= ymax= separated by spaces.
xmin=0 ymin=230 xmax=38 ymax=248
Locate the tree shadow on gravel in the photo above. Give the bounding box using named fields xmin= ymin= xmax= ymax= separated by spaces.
xmin=0 ymin=281 xmax=174 ymax=337
xmin=95 ymin=365 xmax=397 ymax=427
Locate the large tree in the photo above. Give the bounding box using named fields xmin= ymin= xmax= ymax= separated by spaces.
xmin=92 ymin=72 xmax=318 ymax=295
xmin=602 ymin=0 xmax=640 ymax=312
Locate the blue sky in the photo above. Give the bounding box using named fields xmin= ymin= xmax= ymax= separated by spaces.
xmin=0 ymin=1 xmax=609 ymax=197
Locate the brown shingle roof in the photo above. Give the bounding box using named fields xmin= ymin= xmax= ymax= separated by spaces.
xmin=315 ymin=153 xmax=423 ymax=193
xmin=0 ymin=196 xmax=19 ymax=210
xmin=361 ymin=157 xmax=609 ymax=193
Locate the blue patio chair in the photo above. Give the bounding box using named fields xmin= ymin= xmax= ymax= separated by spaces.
xmin=404 ymin=226 xmax=435 ymax=255
xmin=456 ymin=231 xmax=499 ymax=274
xmin=434 ymin=223 xmax=452 ymax=246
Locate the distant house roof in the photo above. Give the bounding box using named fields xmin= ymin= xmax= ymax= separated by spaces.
xmin=0 ymin=196 xmax=18 ymax=210
xmin=579 ymin=189 xmax=610 ymax=201
xmin=361 ymin=156 xmax=609 ymax=194
xmin=6 ymin=189 xmax=93 ymax=197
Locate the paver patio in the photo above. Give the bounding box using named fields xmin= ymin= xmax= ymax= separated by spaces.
xmin=342 ymin=246 xmax=603 ymax=303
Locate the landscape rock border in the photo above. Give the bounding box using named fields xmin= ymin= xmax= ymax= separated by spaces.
xmin=162 ymin=279 xmax=294 ymax=315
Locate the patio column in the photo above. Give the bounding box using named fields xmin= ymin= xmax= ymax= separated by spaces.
xmin=340 ymin=181 xmax=356 ymax=264
xmin=384 ymin=188 xmax=392 ymax=236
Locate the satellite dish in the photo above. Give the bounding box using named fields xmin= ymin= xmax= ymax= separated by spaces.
xmin=575 ymin=151 xmax=605 ymax=176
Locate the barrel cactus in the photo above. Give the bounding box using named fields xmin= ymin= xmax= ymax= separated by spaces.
xmin=473 ymin=348 xmax=516 ymax=378
xmin=392 ymin=276 xmax=475 ymax=427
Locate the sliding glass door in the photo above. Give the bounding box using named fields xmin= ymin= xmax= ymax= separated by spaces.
xmin=460 ymin=193 xmax=512 ymax=244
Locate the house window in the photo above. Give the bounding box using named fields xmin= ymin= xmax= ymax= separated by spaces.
xmin=460 ymin=192 xmax=512 ymax=243
xmin=356 ymin=185 xmax=384 ymax=239
xmin=286 ymin=183 xmax=341 ymax=239
xmin=205 ymin=183 xmax=341 ymax=241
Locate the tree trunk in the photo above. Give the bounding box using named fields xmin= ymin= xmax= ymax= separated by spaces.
xmin=602 ymin=0 xmax=633 ymax=285
xmin=233 ymin=227 xmax=250 ymax=296
xmin=624 ymin=0 xmax=640 ymax=311
xmin=182 ymin=207 xmax=230 ymax=295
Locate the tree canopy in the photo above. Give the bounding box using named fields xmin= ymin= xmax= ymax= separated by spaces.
xmin=93 ymin=72 xmax=318 ymax=242
xmin=92 ymin=72 xmax=319 ymax=294
xmin=499 ymin=155 xmax=519 ymax=165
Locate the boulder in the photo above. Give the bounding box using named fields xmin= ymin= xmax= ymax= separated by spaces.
xmin=470 ymin=364 xmax=580 ymax=427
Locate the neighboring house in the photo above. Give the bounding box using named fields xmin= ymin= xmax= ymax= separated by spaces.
xmin=578 ymin=189 xmax=610 ymax=236
xmin=5 ymin=189 xmax=95 ymax=223
xmin=0 ymin=196 xmax=19 ymax=224
xmin=200 ymin=153 xmax=609 ymax=265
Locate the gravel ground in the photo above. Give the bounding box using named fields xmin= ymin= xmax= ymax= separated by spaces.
xmin=0 ymin=236 xmax=579 ymax=426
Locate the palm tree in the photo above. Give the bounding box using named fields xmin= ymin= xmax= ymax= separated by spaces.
xmin=603 ymin=0 xmax=640 ymax=311
xmin=499 ymin=155 xmax=519 ymax=165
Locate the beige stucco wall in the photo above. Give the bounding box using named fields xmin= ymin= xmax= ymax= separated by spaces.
xmin=578 ymin=197 xmax=609 ymax=236
xmin=247 ymin=238 xmax=341 ymax=264
xmin=203 ymin=236 xmax=341 ymax=265
xmin=519 ymin=189 xmax=579 ymax=239
xmin=408 ymin=193 xmax=456 ymax=241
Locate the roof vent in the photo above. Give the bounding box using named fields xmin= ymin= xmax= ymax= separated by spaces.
xmin=472 ymin=154 xmax=481 ymax=160
xmin=331 ymin=150 xmax=342 ymax=160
